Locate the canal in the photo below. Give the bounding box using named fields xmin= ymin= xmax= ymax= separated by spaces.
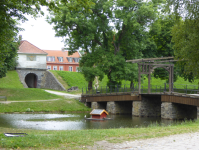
xmin=0 ymin=113 xmax=178 ymax=130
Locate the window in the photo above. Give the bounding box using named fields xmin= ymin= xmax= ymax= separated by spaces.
xmin=73 ymin=58 xmax=79 ymax=63
xmin=53 ymin=66 xmax=57 ymax=70
xmin=47 ymin=66 xmax=51 ymax=70
xmin=27 ymin=55 xmax=36 ymax=61
xmin=59 ymin=66 xmax=63 ymax=71
xmin=57 ymin=57 xmax=63 ymax=62
xmin=67 ymin=57 xmax=73 ymax=62
xmin=76 ymin=67 xmax=79 ymax=72
xmin=47 ymin=56 xmax=55 ymax=62
xmin=69 ymin=66 xmax=73 ymax=72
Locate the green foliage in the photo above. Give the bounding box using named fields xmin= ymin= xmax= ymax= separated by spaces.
xmin=172 ymin=19 xmax=199 ymax=77
xmin=49 ymin=0 xmax=160 ymax=86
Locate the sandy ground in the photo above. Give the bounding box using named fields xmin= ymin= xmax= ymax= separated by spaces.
xmin=86 ymin=132 xmax=199 ymax=150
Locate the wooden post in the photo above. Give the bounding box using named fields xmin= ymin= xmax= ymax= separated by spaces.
xmin=148 ymin=65 xmax=151 ymax=94
xmin=138 ymin=64 xmax=141 ymax=94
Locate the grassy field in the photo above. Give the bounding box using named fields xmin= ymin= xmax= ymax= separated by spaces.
xmin=0 ymin=71 xmax=91 ymax=112
xmin=0 ymin=120 xmax=199 ymax=149
xmin=0 ymin=71 xmax=62 ymax=101
xmin=0 ymin=99 xmax=90 ymax=113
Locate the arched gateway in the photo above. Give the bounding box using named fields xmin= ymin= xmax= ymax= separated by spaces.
xmin=25 ymin=73 xmax=37 ymax=88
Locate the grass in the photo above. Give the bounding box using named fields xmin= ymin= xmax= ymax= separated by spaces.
xmin=51 ymin=70 xmax=88 ymax=89
xmin=0 ymin=99 xmax=91 ymax=113
xmin=0 ymin=71 xmax=24 ymax=89
xmin=0 ymin=71 xmax=63 ymax=101
xmin=0 ymin=119 xmax=198 ymax=149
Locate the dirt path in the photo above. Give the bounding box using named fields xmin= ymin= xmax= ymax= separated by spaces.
xmin=87 ymin=132 xmax=199 ymax=150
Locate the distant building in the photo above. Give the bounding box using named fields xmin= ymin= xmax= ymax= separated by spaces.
xmin=16 ymin=40 xmax=65 ymax=91
xmin=43 ymin=50 xmax=81 ymax=72
xmin=17 ymin=40 xmax=48 ymax=70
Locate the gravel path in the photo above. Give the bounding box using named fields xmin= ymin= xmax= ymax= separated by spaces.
xmin=87 ymin=132 xmax=199 ymax=150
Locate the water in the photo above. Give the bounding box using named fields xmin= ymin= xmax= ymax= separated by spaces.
xmin=0 ymin=113 xmax=176 ymax=130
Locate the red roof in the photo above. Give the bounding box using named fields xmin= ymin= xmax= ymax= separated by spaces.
xmin=43 ymin=50 xmax=81 ymax=64
xmin=18 ymin=40 xmax=47 ymax=54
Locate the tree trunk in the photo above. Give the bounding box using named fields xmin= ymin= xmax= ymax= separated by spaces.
xmin=88 ymin=81 xmax=93 ymax=90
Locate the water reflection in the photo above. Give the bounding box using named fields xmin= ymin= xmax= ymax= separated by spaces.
xmin=0 ymin=113 xmax=179 ymax=130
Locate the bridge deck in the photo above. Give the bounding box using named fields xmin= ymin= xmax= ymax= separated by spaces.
xmin=81 ymin=92 xmax=199 ymax=106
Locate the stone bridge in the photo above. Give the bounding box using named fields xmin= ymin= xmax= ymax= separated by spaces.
xmin=81 ymin=92 xmax=199 ymax=120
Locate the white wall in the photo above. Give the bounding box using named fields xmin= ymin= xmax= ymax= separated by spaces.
xmin=17 ymin=53 xmax=47 ymax=69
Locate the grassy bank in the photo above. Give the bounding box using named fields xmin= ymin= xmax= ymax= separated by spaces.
xmin=0 ymin=120 xmax=198 ymax=149
xmin=0 ymin=71 xmax=63 ymax=101
xmin=0 ymin=99 xmax=91 ymax=113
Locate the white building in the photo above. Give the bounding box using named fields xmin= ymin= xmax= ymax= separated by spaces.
xmin=17 ymin=40 xmax=48 ymax=69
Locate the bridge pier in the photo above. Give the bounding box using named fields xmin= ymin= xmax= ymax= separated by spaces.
xmin=198 ymin=107 xmax=199 ymax=119
xmin=132 ymin=96 xmax=161 ymax=117
xmin=161 ymin=102 xmax=197 ymax=120
xmin=106 ymin=101 xmax=132 ymax=114
xmin=91 ymin=102 xmax=106 ymax=110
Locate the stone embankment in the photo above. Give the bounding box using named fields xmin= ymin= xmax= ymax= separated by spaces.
xmin=88 ymin=132 xmax=199 ymax=150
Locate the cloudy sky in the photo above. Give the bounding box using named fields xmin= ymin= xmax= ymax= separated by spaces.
xmin=18 ymin=7 xmax=65 ymax=50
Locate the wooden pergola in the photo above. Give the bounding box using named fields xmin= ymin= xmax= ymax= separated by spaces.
xmin=126 ymin=57 xmax=176 ymax=94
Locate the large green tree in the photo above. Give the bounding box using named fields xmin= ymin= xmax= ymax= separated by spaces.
xmin=166 ymin=0 xmax=199 ymax=77
xmin=49 ymin=0 xmax=160 ymax=87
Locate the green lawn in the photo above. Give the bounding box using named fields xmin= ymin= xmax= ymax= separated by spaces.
xmin=0 ymin=119 xmax=198 ymax=149
xmin=0 ymin=71 xmax=64 ymax=101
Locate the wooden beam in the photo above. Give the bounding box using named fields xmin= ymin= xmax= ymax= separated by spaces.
xmin=126 ymin=57 xmax=174 ymax=63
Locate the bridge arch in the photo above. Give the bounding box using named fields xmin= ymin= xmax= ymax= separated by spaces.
xmin=25 ymin=73 xmax=38 ymax=88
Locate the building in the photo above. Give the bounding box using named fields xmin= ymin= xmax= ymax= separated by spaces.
xmin=43 ymin=50 xmax=81 ymax=72
xmin=90 ymin=109 xmax=109 ymax=119
xmin=17 ymin=40 xmax=47 ymax=70
xmin=16 ymin=40 xmax=66 ymax=91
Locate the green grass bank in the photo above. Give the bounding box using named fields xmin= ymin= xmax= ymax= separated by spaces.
xmin=0 ymin=120 xmax=199 ymax=149
xmin=0 ymin=71 xmax=90 ymax=113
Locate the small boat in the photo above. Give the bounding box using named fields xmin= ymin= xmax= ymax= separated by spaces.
xmin=4 ymin=133 xmax=28 ymax=137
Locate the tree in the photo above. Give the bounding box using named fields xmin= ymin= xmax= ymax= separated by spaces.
xmin=49 ymin=0 xmax=160 ymax=86
xmin=79 ymin=50 xmax=104 ymax=90
xmin=166 ymin=0 xmax=199 ymax=77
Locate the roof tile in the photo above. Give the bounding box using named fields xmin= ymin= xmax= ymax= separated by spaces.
xmin=18 ymin=40 xmax=47 ymax=54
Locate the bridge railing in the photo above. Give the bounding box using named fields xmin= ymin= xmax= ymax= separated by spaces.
xmin=82 ymin=84 xmax=138 ymax=95
xmin=82 ymin=83 xmax=199 ymax=95
xmin=139 ymin=83 xmax=199 ymax=94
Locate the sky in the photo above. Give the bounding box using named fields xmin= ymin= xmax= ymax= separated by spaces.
xmin=18 ymin=7 xmax=65 ymax=50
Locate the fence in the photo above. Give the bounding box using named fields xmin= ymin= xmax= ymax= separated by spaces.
xmin=82 ymin=83 xmax=199 ymax=95
xmin=82 ymin=84 xmax=138 ymax=95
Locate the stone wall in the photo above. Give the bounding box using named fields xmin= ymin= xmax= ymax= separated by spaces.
xmin=132 ymin=95 xmax=161 ymax=117
xmin=17 ymin=69 xmax=66 ymax=91
xmin=17 ymin=68 xmax=46 ymax=88
xmin=41 ymin=70 xmax=66 ymax=91
xmin=91 ymin=102 xmax=107 ymax=110
xmin=106 ymin=101 xmax=132 ymax=114
xmin=161 ymin=102 xmax=197 ymax=120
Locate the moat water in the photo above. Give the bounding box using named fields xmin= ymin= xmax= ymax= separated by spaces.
xmin=0 ymin=113 xmax=179 ymax=130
